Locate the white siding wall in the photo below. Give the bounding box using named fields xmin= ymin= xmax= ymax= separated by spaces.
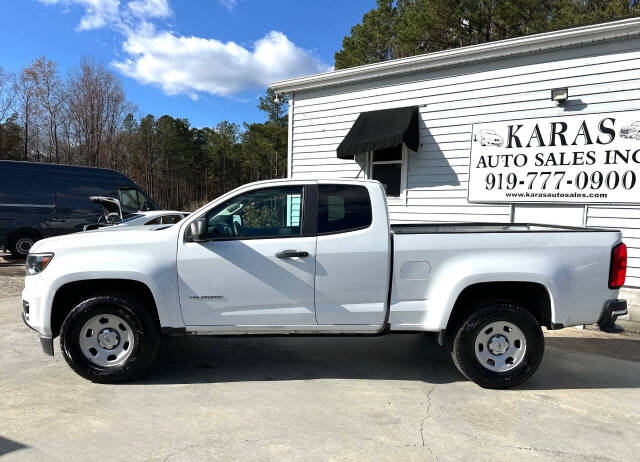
xmin=587 ymin=207 xmax=640 ymax=287
xmin=289 ymin=37 xmax=640 ymax=287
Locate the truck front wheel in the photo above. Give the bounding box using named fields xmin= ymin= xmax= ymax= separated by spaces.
xmin=60 ymin=293 xmax=160 ymax=383
xmin=450 ymin=302 xmax=544 ymax=389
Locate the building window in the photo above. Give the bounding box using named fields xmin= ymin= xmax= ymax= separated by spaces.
xmin=369 ymin=144 xmax=406 ymax=200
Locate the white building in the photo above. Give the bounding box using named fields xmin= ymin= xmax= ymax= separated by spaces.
xmin=270 ymin=18 xmax=640 ymax=330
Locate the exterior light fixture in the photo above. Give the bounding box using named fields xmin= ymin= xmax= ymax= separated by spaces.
xmin=551 ymin=87 xmax=568 ymax=105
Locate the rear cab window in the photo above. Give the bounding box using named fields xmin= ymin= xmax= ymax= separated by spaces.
xmin=318 ymin=184 xmax=372 ymax=234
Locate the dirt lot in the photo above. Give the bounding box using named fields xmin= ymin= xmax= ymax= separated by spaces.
xmin=1 ymin=261 xmax=640 ymax=461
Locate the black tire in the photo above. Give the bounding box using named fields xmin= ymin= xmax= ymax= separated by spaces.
xmin=60 ymin=293 xmax=160 ymax=383
xmin=450 ymin=302 xmax=544 ymax=389
xmin=8 ymin=231 xmax=39 ymax=257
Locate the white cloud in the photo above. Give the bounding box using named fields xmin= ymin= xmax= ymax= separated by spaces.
xmin=39 ymin=0 xmax=121 ymax=30
xmin=218 ymin=0 xmax=238 ymax=11
xmin=218 ymin=0 xmax=237 ymax=11
xmin=38 ymin=0 xmax=330 ymax=97
xmin=127 ymin=0 xmax=171 ymax=18
xmin=113 ymin=29 xmax=329 ymax=98
xmin=38 ymin=0 xmax=171 ymax=29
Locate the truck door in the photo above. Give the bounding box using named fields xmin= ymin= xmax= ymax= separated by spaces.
xmin=177 ymin=184 xmax=317 ymax=326
xmin=314 ymin=183 xmax=391 ymax=326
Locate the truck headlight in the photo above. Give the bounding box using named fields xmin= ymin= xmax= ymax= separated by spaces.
xmin=26 ymin=253 xmax=54 ymax=275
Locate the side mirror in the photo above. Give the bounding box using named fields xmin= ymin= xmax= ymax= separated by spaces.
xmin=187 ymin=218 xmax=207 ymax=242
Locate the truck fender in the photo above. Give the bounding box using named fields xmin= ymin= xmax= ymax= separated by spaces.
xmin=425 ymin=254 xmax=562 ymax=330
xmin=44 ymin=270 xmax=185 ymax=335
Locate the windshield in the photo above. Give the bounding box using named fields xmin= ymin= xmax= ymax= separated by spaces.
xmin=119 ymin=188 xmax=158 ymax=214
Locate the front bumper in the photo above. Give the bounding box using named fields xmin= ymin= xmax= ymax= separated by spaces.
xmin=22 ymin=274 xmax=55 ymax=356
xmin=22 ymin=310 xmax=54 ymax=356
xmin=597 ymin=299 xmax=628 ymax=331
xmin=21 ymin=274 xmax=51 ymax=336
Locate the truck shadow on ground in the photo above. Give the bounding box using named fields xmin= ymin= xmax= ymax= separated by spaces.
xmin=139 ymin=333 xmax=460 ymax=386
xmin=136 ymin=333 xmax=640 ymax=390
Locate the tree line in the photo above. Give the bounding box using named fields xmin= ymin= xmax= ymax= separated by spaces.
xmin=0 ymin=57 xmax=288 ymax=211
xmin=335 ymin=0 xmax=640 ymax=69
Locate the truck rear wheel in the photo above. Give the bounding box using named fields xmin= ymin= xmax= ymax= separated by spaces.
xmin=60 ymin=293 xmax=160 ymax=383
xmin=450 ymin=302 xmax=544 ymax=389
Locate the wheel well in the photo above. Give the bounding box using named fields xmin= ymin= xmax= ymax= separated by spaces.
xmin=51 ymin=279 xmax=160 ymax=338
xmin=446 ymin=281 xmax=553 ymax=336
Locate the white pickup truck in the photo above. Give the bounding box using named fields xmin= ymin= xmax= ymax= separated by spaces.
xmin=22 ymin=179 xmax=628 ymax=388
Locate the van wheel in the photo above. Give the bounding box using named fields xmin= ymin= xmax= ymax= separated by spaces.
xmin=8 ymin=231 xmax=39 ymax=257
xmin=450 ymin=302 xmax=544 ymax=389
xmin=60 ymin=293 xmax=160 ymax=383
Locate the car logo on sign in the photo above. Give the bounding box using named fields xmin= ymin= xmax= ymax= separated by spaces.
xmin=473 ymin=128 xmax=504 ymax=147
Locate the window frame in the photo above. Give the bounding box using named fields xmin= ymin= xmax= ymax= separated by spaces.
xmin=183 ymin=183 xmax=378 ymax=243
xmin=195 ymin=184 xmax=313 ymax=242
xmin=367 ymin=143 xmax=408 ymax=205
xmin=316 ymin=184 xmax=373 ymax=236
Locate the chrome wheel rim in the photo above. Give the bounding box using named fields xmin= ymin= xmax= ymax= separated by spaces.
xmin=475 ymin=321 xmax=526 ymax=372
xmin=16 ymin=237 xmax=34 ymax=255
xmin=79 ymin=314 xmax=135 ymax=367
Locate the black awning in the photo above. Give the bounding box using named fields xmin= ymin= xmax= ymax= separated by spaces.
xmin=337 ymin=106 xmax=420 ymax=159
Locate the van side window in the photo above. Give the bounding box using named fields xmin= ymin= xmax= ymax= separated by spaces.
xmin=318 ymin=185 xmax=372 ymax=234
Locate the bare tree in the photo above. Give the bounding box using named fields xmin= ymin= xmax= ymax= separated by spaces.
xmin=13 ymin=67 xmax=39 ymax=160
xmin=0 ymin=67 xmax=15 ymax=123
xmin=67 ymin=58 xmax=133 ymax=167
xmin=25 ymin=57 xmax=66 ymax=163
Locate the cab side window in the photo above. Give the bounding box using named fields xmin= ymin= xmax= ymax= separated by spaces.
xmin=206 ymin=186 xmax=303 ymax=239
xmin=318 ymin=185 xmax=372 ymax=234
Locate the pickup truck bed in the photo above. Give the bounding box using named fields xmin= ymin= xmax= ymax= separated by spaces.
xmin=389 ymin=223 xmax=622 ymax=333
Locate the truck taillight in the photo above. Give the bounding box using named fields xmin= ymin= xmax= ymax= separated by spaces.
xmin=609 ymin=243 xmax=627 ymax=289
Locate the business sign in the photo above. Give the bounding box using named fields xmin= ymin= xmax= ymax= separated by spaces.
xmin=468 ymin=110 xmax=640 ymax=203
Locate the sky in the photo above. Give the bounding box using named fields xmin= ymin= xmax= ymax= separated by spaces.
xmin=0 ymin=0 xmax=375 ymax=127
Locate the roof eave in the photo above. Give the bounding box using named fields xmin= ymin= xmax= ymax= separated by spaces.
xmin=269 ymin=17 xmax=640 ymax=94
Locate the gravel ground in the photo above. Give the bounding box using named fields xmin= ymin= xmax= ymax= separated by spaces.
xmin=0 ymin=262 xmax=24 ymax=298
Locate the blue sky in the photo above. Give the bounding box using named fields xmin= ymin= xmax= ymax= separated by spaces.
xmin=0 ymin=0 xmax=375 ymax=127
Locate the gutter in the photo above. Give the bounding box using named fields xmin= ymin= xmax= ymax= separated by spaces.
xmin=270 ymin=17 xmax=640 ymax=93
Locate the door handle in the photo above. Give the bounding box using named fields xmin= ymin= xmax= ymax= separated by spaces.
xmin=276 ymin=250 xmax=309 ymax=258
